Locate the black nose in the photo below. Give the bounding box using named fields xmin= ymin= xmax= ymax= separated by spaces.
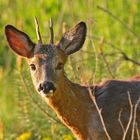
xmin=38 ymin=81 xmax=56 ymax=94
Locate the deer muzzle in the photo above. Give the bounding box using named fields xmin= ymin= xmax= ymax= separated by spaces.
xmin=38 ymin=81 xmax=56 ymax=96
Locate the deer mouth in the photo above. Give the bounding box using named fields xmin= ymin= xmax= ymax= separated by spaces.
xmin=40 ymin=89 xmax=56 ymax=97
xmin=44 ymin=86 xmax=56 ymax=96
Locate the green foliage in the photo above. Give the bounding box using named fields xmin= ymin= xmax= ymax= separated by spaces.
xmin=0 ymin=0 xmax=140 ymax=139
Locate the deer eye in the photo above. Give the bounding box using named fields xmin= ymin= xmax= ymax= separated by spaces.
xmin=30 ymin=64 xmax=36 ymax=71
xmin=55 ymin=62 xmax=63 ymax=70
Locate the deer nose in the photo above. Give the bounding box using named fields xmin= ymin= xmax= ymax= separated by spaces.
xmin=38 ymin=81 xmax=56 ymax=94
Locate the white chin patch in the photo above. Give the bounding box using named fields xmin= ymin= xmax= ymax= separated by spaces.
xmin=49 ymin=90 xmax=54 ymax=93
xmin=40 ymin=90 xmax=54 ymax=98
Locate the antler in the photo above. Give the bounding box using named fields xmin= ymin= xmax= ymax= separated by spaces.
xmin=34 ymin=16 xmax=42 ymax=43
xmin=49 ymin=18 xmax=54 ymax=44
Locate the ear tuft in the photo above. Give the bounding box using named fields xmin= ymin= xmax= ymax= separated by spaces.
xmin=5 ymin=25 xmax=35 ymax=58
xmin=58 ymin=21 xmax=87 ymax=55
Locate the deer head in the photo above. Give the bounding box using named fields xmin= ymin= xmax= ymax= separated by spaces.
xmin=5 ymin=20 xmax=87 ymax=97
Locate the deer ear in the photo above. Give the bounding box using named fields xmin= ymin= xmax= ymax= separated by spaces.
xmin=58 ymin=22 xmax=87 ymax=55
xmin=5 ymin=25 xmax=35 ymax=58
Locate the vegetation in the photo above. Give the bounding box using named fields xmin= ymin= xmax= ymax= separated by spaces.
xmin=0 ymin=0 xmax=140 ymax=139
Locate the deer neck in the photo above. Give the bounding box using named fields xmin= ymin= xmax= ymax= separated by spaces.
xmin=45 ymin=77 xmax=104 ymax=140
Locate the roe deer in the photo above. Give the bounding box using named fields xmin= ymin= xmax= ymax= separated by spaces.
xmin=5 ymin=19 xmax=140 ymax=140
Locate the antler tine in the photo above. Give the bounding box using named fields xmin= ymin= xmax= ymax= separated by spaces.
xmin=49 ymin=17 xmax=54 ymax=44
xmin=34 ymin=16 xmax=42 ymax=43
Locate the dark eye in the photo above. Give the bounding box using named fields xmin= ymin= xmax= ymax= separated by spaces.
xmin=30 ymin=64 xmax=36 ymax=71
xmin=55 ymin=63 xmax=63 ymax=70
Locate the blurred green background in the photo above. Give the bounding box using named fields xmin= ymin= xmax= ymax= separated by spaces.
xmin=0 ymin=0 xmax=140 ymax=139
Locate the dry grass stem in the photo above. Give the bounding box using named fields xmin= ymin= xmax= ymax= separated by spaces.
xmin=97 ymin=5 xmax=139 ymax=38
xmin=122 ymin=91 xmax=133 ymax=140
xmin=118 ymin=108 xmax=125 ymax=133
xmin=131 ymin=97 xmax=140 ymax=140
xmin=88 ymin=87 xmax=111 ymax=140
xmin=136 ymin=123 xmax=140 ymax=140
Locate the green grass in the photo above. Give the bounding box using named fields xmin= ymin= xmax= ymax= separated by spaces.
xmin=0 ymin=0 xmax=140 ymax=139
